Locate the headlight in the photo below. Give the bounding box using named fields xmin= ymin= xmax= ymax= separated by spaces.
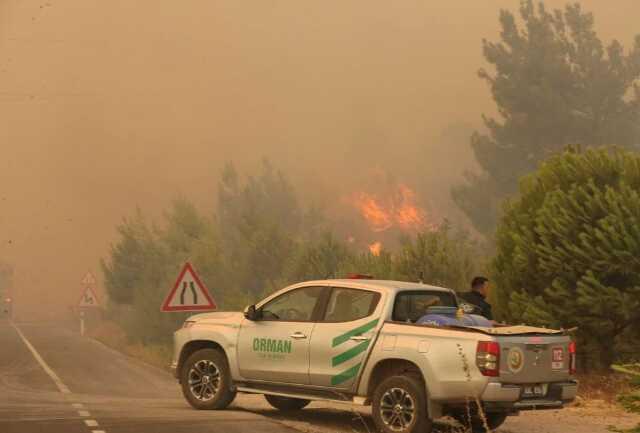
xmin=182 ymin=320 xmax=196 ymax=329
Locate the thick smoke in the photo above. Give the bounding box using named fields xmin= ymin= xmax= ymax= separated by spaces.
xmin=0 ymin=0 xmax=638 ymax=316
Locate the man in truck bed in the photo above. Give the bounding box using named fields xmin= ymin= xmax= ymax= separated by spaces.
xmin=460 ymin=276 xmax=493 ymax=320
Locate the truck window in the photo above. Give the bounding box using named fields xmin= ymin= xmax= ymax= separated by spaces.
xmin=322 ymin=287 xmax=380 ymax=322
xmin=392 ymin=290 xmax=457 ymax=323
xmin=260 ymin=286 xmax=324 ymax=322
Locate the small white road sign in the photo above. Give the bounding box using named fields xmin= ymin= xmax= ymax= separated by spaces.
xmin=81 ymin=272 xmax=97 ymax=286
xmin=161 ymin=263 xmax=217 ymax=312
xmin=78 ymin=287 xmax=100 ymax=307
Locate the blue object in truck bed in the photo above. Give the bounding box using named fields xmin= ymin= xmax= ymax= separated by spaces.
xmin=417 ymin=306 xmax=492 ymax=327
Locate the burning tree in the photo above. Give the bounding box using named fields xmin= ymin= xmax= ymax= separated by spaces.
xmin=103 ymin=161 xmax=485 ymax=345
xmin=352 ymin=183 xmax=436 ymax=234
xmin=348 ymin=180 xmax=440 ymax=257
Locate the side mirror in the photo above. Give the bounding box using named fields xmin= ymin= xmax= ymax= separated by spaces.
xmin=244 ymin=305 xmax=259 ymax=321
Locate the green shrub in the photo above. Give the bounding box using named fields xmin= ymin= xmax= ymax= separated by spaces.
xmin=493 ymin=147 xmax=640 ymax=370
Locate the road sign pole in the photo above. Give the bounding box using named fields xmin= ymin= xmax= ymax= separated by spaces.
xmin=80 ymin=310 xmax=85 ymax=337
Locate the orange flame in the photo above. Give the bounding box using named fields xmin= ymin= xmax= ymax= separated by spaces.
xmin=353 ymin=193 xmax=393 ymax=232
xmin=352 ymin=183 xmax=433 ymax=233
xmin=395 ymin=184 xmax=426 ymax=231
xmin=369 ymin=241 xmax=382 ymax=256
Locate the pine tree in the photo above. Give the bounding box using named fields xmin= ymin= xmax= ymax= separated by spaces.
xmin=280 ymin=233 xmax=354 ymax=284
xmin=102 ymin=210 xmax=161 ymax=305
xmin=453 ymin=0 xmax=640 ymax=235
xmin=215 ymin=160 xmax=310 ymax=297
xmin=493 ymin=147 xmax=640 ymax=369
xmin=394 ymin=223 xmax=482 ymax=291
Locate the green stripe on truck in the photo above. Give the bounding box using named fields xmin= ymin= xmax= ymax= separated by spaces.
xmin=332 ymin=340 xmax=370 ymax=367
xmin=331 ymin=319 xmax=379 ymax=348
xmin=331 ymin=362 xmax=362 ymax=386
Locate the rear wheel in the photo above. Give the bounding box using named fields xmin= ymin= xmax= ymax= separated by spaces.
xmin=264 ymin=394 xmax=310 ymax=411
xmin=372 ymin=375 xmax=433 ymax=433
xmin=180 ymin=348 xmax=236 ymax=410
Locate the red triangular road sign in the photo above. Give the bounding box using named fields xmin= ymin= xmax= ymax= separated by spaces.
xmin=161 ymin=263 xmax=217 ymax=312
xmin=78 ymin=287 xmax=100 ymax=307
xmin=81 ymin=271 xmax=97 ymax=286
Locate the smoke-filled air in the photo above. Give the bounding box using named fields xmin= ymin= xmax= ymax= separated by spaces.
xmin=2 ymin=0 xmax=636 ymax=316
xmin=3 ymin=2 xmax=640 ymax=433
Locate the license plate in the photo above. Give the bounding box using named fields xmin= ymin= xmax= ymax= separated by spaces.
xmin=552 ymin=347 xmax=564 ymax=370
xmin=523 ymin=384 xmax=545 ymax=397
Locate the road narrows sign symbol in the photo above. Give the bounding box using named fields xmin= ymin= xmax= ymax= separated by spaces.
xmin=161 ymin=263 xmax=217 ymax=312
xmin=78 ymin=287 xmax=100 ymax=307
xmin=81 ymin=272 xmax=96 ymax=286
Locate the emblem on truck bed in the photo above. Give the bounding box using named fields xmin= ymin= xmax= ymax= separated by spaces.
xmin=507 ymin=347 xmax=525 ymax=373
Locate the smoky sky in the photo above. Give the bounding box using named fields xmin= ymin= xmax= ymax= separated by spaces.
xmin=1 ymin=0 xmax=638 ymax=316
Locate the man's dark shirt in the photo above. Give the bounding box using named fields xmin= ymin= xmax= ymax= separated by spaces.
xmin=460 ymin=290 xmax=493 ymax=320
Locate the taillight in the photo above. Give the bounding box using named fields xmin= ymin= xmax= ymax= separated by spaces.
xmin=568 ymin=341 xmax=576 ymax=375
xmin=476 ymin=341 xmax=500 ymax=377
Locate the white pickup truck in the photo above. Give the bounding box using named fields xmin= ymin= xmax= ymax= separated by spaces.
xmin=171 ymin=279 xmax=578 ymax=433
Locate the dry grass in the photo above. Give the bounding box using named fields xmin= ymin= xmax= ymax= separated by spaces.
xmin=577 ymin=373 xmax=636 ymax=404
xmin=89 ymin=320 xmax=172 ymax=371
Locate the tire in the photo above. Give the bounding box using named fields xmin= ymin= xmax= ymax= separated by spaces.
xmin=372 ymin=374 xmax=433 ymax=433
xmin=454 ymin=411 xmax=508 ymax=432
xmin=180 ymin=348 xmax=236 ymax=410
xmin=264 ymin=394 xmax=311 ymax=411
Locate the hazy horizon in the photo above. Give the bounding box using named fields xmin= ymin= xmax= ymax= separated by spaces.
xmin=1 ymin=0 xmax=639 ymax=316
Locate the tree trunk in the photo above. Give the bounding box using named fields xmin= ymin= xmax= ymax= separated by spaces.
xmin=597 ymin=336 xmax=616 ymax=371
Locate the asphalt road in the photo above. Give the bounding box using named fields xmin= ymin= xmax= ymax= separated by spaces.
xmin=3 ymin=320 xmax=638 ymax=433
xmin=0 ymin=319 xmax=297 ymax=433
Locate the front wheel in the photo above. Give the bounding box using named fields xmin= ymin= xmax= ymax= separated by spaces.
xmin=180 ymin=348 xmax=236 ymax=410
xmin=264 ymin=394 xmax=310 ymax=411
xmin=372 ymin=375 xmax=433 ymax=433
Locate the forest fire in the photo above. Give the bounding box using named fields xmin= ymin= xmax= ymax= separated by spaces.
xmin=369 ymin=241 xmax=382 ymax=256
xmin=352 ymin=193 xmax=393 ymax=232
xmin=395 ymin=185 xmax=429 ymax=230
xmin=352 ymin=183 xmax=432 ymax=234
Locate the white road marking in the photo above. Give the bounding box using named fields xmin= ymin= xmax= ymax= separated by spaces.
xmin=10 ymin=323 xmax=105 ymax=432
xmin=10 ymin=322 xmax=72 ymax=394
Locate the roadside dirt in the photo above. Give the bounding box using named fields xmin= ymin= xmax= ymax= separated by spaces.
xmin=234 ymin=394 xmax=640 ymax=433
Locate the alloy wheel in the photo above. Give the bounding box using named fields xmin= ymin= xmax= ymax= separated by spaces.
xmin=379 ymin=387 xmax=416 ymax=431
xmin=188 ymin=360 xmax=220 ymax=402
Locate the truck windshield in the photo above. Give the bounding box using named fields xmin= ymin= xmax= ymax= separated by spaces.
xmin=392 ymin=290 xmax=457 ymax=323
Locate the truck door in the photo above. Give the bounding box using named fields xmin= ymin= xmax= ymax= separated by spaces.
xmin=308 ymin=287 xmax=383 ymax=390
xmin=237 ymin=286 xmax=326 ymax=385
